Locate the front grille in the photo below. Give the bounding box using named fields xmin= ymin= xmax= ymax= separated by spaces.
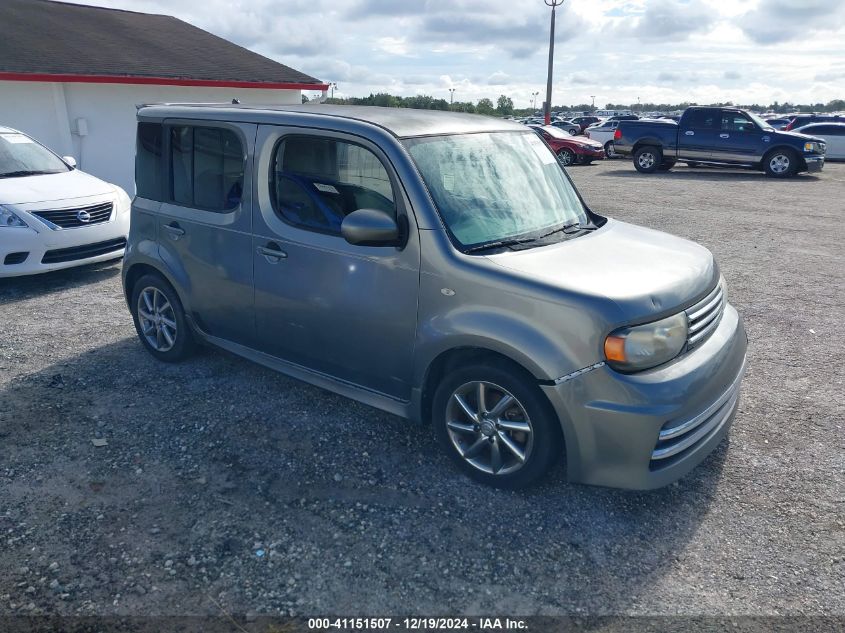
xmin=685 ymin=281 xmax=725 ymax=349
xmin=4 ymin=252 xmax=28 ymax=265
xmin=31 ymin=202 xmax=113 ymax=229
xmin=41 ymin=237 xmax=126 ymax=264
xmin=650 ymin=362 xmax=745 ymax=469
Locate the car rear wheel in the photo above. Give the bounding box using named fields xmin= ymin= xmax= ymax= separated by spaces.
xmin=633 ymin=146 xmax=662 ymax=173
xmin=131 ymin=273 xmax=195 ymax=362
xmin=558 ymin=148 xmax=576 ymax=166
xmin=432 ymin=362 xmax=563 ymax=488
xmin=764 ymin=149 xmax=798 ymax=178
xmin=604 ymin=141 xmax=616 ymax=158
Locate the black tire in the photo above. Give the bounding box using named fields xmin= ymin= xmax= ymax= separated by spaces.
xmin=763 ymin=148 xmax=798 ymax=178
xmin=557 ymin=148 xmax=576 ymax=167
xmin=686 ymin=161 xmax=700 ymax=168
xmin=432 ymin=361 xmax=563 ymax=489
xmin=130 ymin=273 xmax=195 ymax=363
xmin=633 ymin=146 xmax=662 ymax=173
xmin=604 ymin=141 xmax=616 ymax=158
xmin=658 ymin=160 xmax=676 ymax=171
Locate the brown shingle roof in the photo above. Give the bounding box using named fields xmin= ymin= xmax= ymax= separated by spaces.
xmin=0 ymin=0 xmax=326 ymax=88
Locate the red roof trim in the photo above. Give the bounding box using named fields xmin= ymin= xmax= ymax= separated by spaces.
xmin=0 ymin=72 xmax=328 ymax=91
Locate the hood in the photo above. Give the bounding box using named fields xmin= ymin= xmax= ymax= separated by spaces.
xmin=773 ymin=129 xmax=823 ymax=143
xmin=0 ymin=169 xmax=114 ymax=205
xmin=571 ymin=136 xmax=603 ymax=149
xmin=484 ymin=219 xmax=717 ymax=320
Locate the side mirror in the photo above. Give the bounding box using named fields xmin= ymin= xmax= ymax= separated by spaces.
xmin=62 ymin=156 xmax=77 ymax=169
xmin=341 ymin=208 xmax=400 ymax=246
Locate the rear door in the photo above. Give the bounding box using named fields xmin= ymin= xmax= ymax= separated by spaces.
xmin=711 ymin=111 xmax=766 ymax=164
xmin=156 ymin=120 xmax=256 ymax=346
xmin=678 ymin=109 xmax=719 ymax=161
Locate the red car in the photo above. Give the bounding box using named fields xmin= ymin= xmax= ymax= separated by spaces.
xmin=528 ymin=124 xmax=605 ymax=166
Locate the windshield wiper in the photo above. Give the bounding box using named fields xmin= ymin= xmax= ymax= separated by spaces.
xmin=0 ymin=170 xmax=54 ymax=178
xmin=537 ymin=221 xmax=598 ymax=239
xmin=463 ymin=237 xmax=538 ymax=254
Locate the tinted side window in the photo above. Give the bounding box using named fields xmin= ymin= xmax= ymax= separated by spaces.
xmin=685 ymin=110 xmax=719 ymax=130
xmin=722 ymin=113 xmax=755 ymax=132
xmin=136 ymin=122 xmax=163 ymax=200
xmin=168 ymin=125 xmax=244 ymax=211
xmin=270 ymin=136 xmax=396 ymax=235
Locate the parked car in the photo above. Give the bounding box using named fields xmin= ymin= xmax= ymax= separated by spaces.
xmin=794 ymin=122 xmax=845 ymax=159
xmin=785 ymin=114 xmax=845 ymax=131
xmin=613 ymin=107 xmax=826 ymax=177
xmin=607 ymin=114 xmax=639 ymax=122
xmin=527 ymin=124 xmax=604 ymax=165
xmin=570 ymin=116 xmax=601 ymax=133
xmin=550 ymin=119 xmax=581 ymax=135
xmin=765 ymin=117 xmax=791 ymax=130
xmin=584 ymin=119 xmax=620 ymax=157
xmin=0 ymin=126 xmax=130 ymax=277
xmin=124 ymin=104 xmax=747 ymax=490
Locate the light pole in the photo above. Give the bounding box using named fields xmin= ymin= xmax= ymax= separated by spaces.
xmin=532 ymin=91 xmax=539 ymax=110
xmin=449 ymin=88 xmax=456 ymax=109
xmin=544 ymin=0 xmax=565 ymax=125
xmin=591 ymin=95 xmax=595 ymax=112
xmin=329 ymin=82 xmax=337 ymax=99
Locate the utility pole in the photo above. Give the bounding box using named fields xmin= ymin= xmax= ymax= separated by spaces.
xmin=449 ymin=88 xmax=456 ymax=109
xmin=532 ymin=91 xmax=539 ymax=110
xmin=329 ymin=82 xmax=337 ymax=99
xmin=544 ymin=0 xmax=565 ymax=125
xmin=591 ymin=95 xmax=595 ymax=112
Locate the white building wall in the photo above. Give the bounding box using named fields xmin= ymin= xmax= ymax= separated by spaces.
xmin=0 ymin=81 xmax=302 ymax=193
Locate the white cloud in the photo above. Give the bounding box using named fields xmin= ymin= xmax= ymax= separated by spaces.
xmin=59 ymin=0 xmax=845 ymax=107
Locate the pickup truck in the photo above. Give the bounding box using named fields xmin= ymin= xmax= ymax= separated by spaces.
xmin=613 ymin=106 xmax=826 ymax=177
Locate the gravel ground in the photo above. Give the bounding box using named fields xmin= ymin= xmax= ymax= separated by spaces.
xmin=0 ymin=159 xmax=843 ymax=619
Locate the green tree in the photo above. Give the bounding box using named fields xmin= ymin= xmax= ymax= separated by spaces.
xmin=496 ymin=94 xmax=514 ymax=115
xmin=476 ymin=98 xmax=495 ymax=115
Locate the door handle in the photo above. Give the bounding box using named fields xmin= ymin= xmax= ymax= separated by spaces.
xmin=162 ymin=223 xmax=185 ymax=239
xmin=256 ymin=243 xmax=287 ymax=262
xmin=720 ymin=133 xmax=730 ymax=139
xmin=685 ymin=130 xmax=695 ymax=136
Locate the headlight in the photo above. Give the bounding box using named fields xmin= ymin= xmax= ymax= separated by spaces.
xmin=803 ymin=141 xmax=823 ymax=153
xmin=0 ymin=205 xmax=28 ymax=228
xmin=604 ymin=312 xmax=688 ymax=372
xmin=111 ymin=185 xmax=132 ymax=213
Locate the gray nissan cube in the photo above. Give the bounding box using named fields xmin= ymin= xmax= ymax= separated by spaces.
xmin=123 ymin=104 xmax=747 ymax=489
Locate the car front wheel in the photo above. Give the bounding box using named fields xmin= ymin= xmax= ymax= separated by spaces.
xmin=764 ymin=149 xmax=798 ymax=178
xmin=432 ymin=362 xmax=563 ymax=488
xmin=558 ymin=148 xmax=576 ymax=166
xmin=131 ymin=273 xmax=195 ymax=362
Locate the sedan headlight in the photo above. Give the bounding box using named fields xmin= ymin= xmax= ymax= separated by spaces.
xmin=604 ymin=312 xmax=688 ymax=372
xmin=0 ymin=205 xmax=28 ymax=228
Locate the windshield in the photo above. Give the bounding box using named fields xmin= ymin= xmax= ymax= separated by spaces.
xmin=746 ymin=112 xmax=774 ymax=131
xmin=541 ymin=125 xmax=571 ymax=138
xmin=404 ymin=131 xmax=589 ymax=249
xmin=0 ymin=132 xmax=70 ymax=178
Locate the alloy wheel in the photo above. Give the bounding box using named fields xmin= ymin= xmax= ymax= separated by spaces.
xmin=637 ymin=151 xmax=655 ymax=169
xmin=137 ymin=286 xmax=178 ymax=352
xmin=445 ymin=381 xmax=534 ymax=475
xmin=559 ymin=150 xmax=574 ymax=166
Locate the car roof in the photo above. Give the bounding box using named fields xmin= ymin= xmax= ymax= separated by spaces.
xmin=798 ymin=122 xmax=845 ymax=128
xmin=0 ymin=125 xmax=21 ymax=134
xmin=136 ymin=103 xmax=525 ymax=139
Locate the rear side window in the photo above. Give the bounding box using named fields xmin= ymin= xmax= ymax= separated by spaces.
xmin=168 ymin=125 xmax=244 ymax=211
xmin=136 ymin=122 xmax=163 ymax=200
xmin=269 ymin=136 xmax=396 ymax=235
xmin=686 ymin=110 xmax=719 ymax=130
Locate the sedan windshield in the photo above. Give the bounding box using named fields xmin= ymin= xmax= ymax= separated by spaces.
xmin=0 ymin=132 xmax=70 ymax=178
xmin=404 ymin=131 xmax=588 ymax=249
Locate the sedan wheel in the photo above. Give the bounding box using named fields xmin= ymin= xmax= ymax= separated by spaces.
xmin=445 ymin=381 xmax=533 ymax=476
xmin=604 ymin=141 xmax=616 ymax=158
xmin=558 ymin=149 xmax=575 ymax=166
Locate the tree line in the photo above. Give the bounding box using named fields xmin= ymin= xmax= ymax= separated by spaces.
xmin=306 ymin=93 xmax=845 ymax=116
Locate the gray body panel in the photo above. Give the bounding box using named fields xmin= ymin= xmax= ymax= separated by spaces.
xmin=124 ymin=104 xmax=748 ymax=489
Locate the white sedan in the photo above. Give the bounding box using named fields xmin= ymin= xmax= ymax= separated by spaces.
xmin=0 ymin=127 xmax=130 ymax=277
xmin=794 ymin=122 xmax=845 ymax=159
xmin=584 ymin=119 xmax=620 ymax=157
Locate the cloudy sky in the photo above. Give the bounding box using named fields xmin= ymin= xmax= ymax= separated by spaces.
xmin=65 ymin=0 xmax=844 ymax=108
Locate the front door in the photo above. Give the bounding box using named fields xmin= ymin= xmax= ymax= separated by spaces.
xmin=251 ymin=125 xmax=420 ymax=400
xmin=677 ymin=108 xmax=720 ymax=161
xmin=711 ymin=111 xmax=765 ymax=164
xmin=156 ymin=120 xmax=256 ymax=346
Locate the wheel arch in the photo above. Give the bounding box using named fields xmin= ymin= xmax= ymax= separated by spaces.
xmin=632 ymin=138 xmax=665 ymax=153
xmin=762 ymin=144 xmax=805 ymax=170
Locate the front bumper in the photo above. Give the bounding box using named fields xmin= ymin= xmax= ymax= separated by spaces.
xmin=804 ymin=156 xmax=824 ymax=173
xmin=578 ymin=147 xmax=606 ymax=159
xmin=542 ymin=303 xmax=747 ymax=489
xmin=0 ymin=204 xmax=129 ymax=277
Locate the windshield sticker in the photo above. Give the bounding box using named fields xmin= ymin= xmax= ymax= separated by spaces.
xmin=0 ymin=133 xmax=34 ymax=144
xmin=313 ymin=183 xmax=339 ymax=194
xmin=527 ymin=135 xmax=557 ymax=165
xmin=442 ymin=172 xmax=455 ymax=191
